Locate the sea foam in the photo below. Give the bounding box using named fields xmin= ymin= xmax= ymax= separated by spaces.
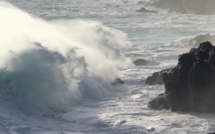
xmin=0 ymin=1 xmax=130 ymax=111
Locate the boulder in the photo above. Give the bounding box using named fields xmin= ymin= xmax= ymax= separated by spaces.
xmin=145 ymin=68 xmax=172 ymax=85
xmin=149 ymin=0 xmax=215 ymax=15
xmin=136 ymin=7 xmax=158 ymax=13
xmin=112 ymin=78 xmax=124 ymax=85
xmin=133 ymin=59 xmax=149 ymax=66
xmin=147 ymin=93 xmax=169 ymax=110
xmin=148 ymin=42 xmax=215 ymax=113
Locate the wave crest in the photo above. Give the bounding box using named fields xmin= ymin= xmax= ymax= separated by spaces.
xmin=0 ymin=1 xmax=130 ymax=111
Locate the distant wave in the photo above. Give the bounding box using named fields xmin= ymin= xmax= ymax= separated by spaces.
xmin=149 ymin=0 xmax=215 ymax=15
xmin=0 ymin=1 xmax=130 ymax=112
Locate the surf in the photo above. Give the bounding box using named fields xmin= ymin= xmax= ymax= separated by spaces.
xmin=0 ymin=1 xmax=130 ymax=112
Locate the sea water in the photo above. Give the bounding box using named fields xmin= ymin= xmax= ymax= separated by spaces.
xmin=1 ymin=0 xmax=215 ymax=133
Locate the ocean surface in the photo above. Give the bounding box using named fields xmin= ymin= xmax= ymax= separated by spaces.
xmin=1 ymin=0 xmax=215 ymax=133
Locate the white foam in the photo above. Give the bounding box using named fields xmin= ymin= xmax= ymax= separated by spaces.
xmin=0 ymin=1 xmax=131 ymax=111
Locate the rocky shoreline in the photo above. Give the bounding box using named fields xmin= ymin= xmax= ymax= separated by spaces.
xmin=147 ymin=41 xmax=215 ymax=113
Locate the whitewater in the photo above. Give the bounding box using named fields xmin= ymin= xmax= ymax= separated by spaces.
xmin=1 ymin=0 xmax=215 ymax=133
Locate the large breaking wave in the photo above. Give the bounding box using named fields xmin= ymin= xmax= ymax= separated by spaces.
xmin=0 ymin=1 xmax=130 ymax=111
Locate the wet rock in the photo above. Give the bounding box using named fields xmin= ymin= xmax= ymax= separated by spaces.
xmin=136 ymin=7 xmax=158 ymax=13
xmin=112 ymin=78 xmax=124 ymax=85
xmin=133 ymin=59 xmax=149 ymax=66
xmin=148 ymin=93 xmax=169 ymax=110
xmin=147 ymin=127 xmax=156 ymax=132
xmin=149 ymin=0 xmax=215 ymax=15
xmin=148 ymin=42 xmax=215 ymax=113
xmin=145 ymin=68 xmax=172 ymax=85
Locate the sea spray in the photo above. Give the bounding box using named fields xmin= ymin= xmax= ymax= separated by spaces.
xmin=0 ymin=1 xmax=130 ymax=111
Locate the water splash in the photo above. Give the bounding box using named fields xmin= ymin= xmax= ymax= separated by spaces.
xmin=0 ymin=1 xmax=130 ymax=111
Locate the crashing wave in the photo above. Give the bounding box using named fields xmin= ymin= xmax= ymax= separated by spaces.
xmin=0 ymin=1 xmax=131 ymax=112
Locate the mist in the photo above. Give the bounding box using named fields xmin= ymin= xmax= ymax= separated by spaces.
xmin=0 ymin=1 xmax=130 ymax=111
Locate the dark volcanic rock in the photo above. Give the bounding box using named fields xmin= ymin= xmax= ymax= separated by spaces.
xmin=145 ymin=68 xmax=172 ymax=85
xmin=112 ymin=78 xmax=124 ymax=85
xmin=136 ymin=7 xmax=158 ymax=13
xmin=148 ymin=93 xmax=169 ymax=110
xmin=133 ymin=59 xmax=149 ymax=66
xmin=148 ymin=41 xmax=215 ymax=113
xmin=149 ymin=0 xmax=215 ymax=15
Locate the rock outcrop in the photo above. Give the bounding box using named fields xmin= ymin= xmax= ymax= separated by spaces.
xmin=133 ymin=59 xmax=149 ymax=66
xmin=145 ymin=68 xmax=172 ymax=85
xmin=149 ymin=0 xmax=215 ymax=15
xmin=148 ymin=41 xmax=215 ymax=113
xmin=136 ymin=7 xmax=158 ymax=13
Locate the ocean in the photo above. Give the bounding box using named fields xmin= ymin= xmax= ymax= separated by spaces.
xmin=1 ymin=0 xmax=215 ymax=133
